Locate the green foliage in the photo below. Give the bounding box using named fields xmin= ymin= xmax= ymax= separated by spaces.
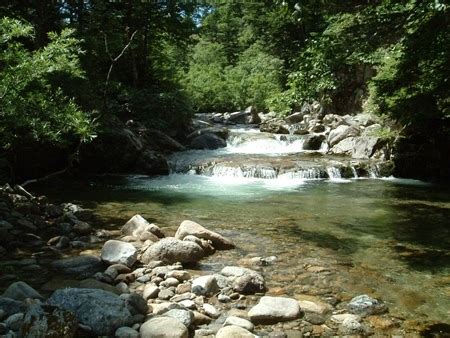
xmin=0 ymin=18 xmax=94 ymax=151
xmin=183 ymin=39 xmax=282 ymax=112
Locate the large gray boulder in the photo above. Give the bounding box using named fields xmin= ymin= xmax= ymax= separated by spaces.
xmin=51 ymin=255 xmax=103 ymax=278
xmin=353 ymin=136 xmax=383 ymax=159
xmin=140 ymin=237 xmax=205 ymax=264
xmin=140 ymin=317 xmax=188 ymax=338
xmin=20 ymin=304 xmax=77 ymax=338
xmin=248 ymin=296 xmax=301 ymax=324
xmin=101 ymin=240 xmax=137 ymax=268
xmin=328 ymin=125 xmax=360 ymax=147
xmin=190 ymin=133 xmax=226 ymax=150
xmin=260 ymin=120 xmax=290 ymax=134
xmin=122 ymin=214 xmax=165 ymax=239
xmin=3 ymin=281 xmax=43 ymax=301
xmin=175 ymin=220 xmax=234 ymax=250
xmin=302 ymin=134 xmax=326 ymax=151
xmin=47 ymin=288 xmax=133 ymax=336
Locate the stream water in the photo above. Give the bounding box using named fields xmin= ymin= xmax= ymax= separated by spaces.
xmin=32 ymin=126 xmax=450 ymax=328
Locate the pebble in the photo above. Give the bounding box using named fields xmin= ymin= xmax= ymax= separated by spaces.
xmin=203 ymin=303 xmax=220 ymax=318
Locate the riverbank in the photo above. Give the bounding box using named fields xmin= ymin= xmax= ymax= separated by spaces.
xmin=1 ymin=183 xmax=449 ymax=337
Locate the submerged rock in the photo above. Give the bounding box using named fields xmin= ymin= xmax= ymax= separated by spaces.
xmin=347 ymin=294 xmax=387 ymax=316
xmin=51 ymin=255 xmax=103 ymax=278
xmin=140 ymin=237 xmax=205 ymax=264
xmin=175 ymin=220 xmax=235 ymax=250
xmin=248 ymin=296 xmax=300 ymax=324
xmin=47 ymin=288 xmax=133 ymax=336
xmin=220 ymin=266 xmax=266 ymax=295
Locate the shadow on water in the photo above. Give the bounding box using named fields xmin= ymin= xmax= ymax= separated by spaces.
xmin=286 ymin=226 xmax=360 ymax=255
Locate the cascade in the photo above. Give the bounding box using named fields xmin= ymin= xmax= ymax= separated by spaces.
xmin=351 ymin=166 xmax=358 ymax=178
xmin=326 ymin=167 xmax=342 ymax=179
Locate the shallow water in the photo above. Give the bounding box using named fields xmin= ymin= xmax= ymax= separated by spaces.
xmin=33 ymin=173 xmax=450 ymax=325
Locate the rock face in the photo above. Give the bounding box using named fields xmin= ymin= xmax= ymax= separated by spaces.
xmin=347 ymin=294 xmax=387 ymax=316
xmin=101 ymin=240 xmax=137 ymax=267
xmin=51 ymin=255 xmax=103 ymax=278
xmin=328 ymin=125 xmax=360 ymax=147
xmin=2 ymin=281 xmax=43 ymax=301
xmin=122 ymin=214 xmax=165 ymax=239
xmin=140 ymin=237 xmax=205 ymax=264
xmin=190 ymin=133 xmax=227 ymax=150
xmin=47 ymin=288 xmax=133 ymax=336
xmin=248 ymin=296 xmax=301 ymax=324
xmin=175 ymin=220 xmax=234 ymax=250
xmin=139 ymin=317 xmax=188 ymax=338
xmin=20 ymin=304 xmax=78 ymax=338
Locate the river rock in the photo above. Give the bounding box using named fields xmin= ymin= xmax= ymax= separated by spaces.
xmin=164 ymin=309 xmax=194 ymax=328
xmin=175 ymin=220 xmax=234 ymax=250
xmin=224 ymin=316 xmax=254 ymax=332
xmin=20 ymin=304 xmax=77 ymax=338
xmin=0 ymin=297 xmax=26 ymax=316
xmin=143 ymin=284 xmax=160 ymax=300
xmin=79 ymin=278 xmax=121 ymax=295
xmin=190 ymin=133 xmax=226 ymax=150
xmin=121 ymin=293 xmax=148 ymax=315
xmin=2 ymin=281 xmax=43 ymax=301
xmin=192 ymin=275 xmax=218 ymax=296
xmin=140 ymin=237 xmax=205 ymax=264
xmin=122 ymin=215 xmax=165 ymax=239
xmin=5 ymin=312 xmax=24 ymax=331
xmin=328 ymin=125 xmax=360 ymax=147
xmin=248 ymin=296 xmax=300 ymax=324
xmin=353 ymin=136 xmax=383 ymax=159
xmin=47 ymin=288 xmax=133 ymax=336
xmin=140 ymin=317 xmax=188 ymax=338
xmin=330 ymin=313 xmax=360 ymax=324
xmin=203 ymin=303 xmax=219 ymax=318
xmin=187 ymin=126 xmax=229 ymax=141
xmin=115 ymin=326 xmax=139 ymax=338
xmin=101 ymin=240 xmax=137 ymax=267
xmin=220 ymin=266 xmax=266 ymax=295
xmin=298 ymin=299 xmax=332 ymax=315
xmin=216 ymin=325 xmax=254 ymax=338
xmin=51 ymin=255 xmax=103 ymax=278
xmin=260 ymin=120 xmax=290 ymax=134
xmin=347 ymin=294 xmax=387 ymax=316
xmin=340 ymin=317 xmax=364 ymax=335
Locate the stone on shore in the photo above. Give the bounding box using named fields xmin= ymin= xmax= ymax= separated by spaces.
xmin=216 ymin=325 xmax=254 ymax=338
xmin=47 ymin=288 xmax=133 ymax=336
xmin=248 ymin=296 xmax=301 ymax=324
xmin=220 ymin=266 xmax=266 ymax=295
xmin=224 ymin=316 xmax=254 ymax=332
xmin=2 ymin=281 xmax=43 ymax=301
xmin=140 ymin=237 xmax=205 ymax=264
xmin=122 ymin=215 xmax=165 ymax=239
xmin=101 ymin=240 xmax=137 ymax=268
xmin=192 ymin=275 xmax=218 ymax=296
xmin=163 ymin=309 xmax=194 ymax=328
xmin=140 ymin=317 xmax=188 ymax=338
xmin=175 ymin=220 xmax=235 ymax=250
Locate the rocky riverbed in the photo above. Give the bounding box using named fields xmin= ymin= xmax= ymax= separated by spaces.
xmin=0 ymin=184 xmax=448 ymax=337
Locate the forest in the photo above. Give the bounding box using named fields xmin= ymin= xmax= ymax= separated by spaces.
xmin=0 ymin=1 xmax=450 ymax=337
xmin=0 ymin=0 xmax=449 ymax=182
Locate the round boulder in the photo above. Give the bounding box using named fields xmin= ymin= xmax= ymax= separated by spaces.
xmin=140 ymin=237 xmax=205 ymax=264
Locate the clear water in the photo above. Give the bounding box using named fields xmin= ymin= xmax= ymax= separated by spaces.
xmin=29 ymin=127 xmax=450 ymax=328
xmin=34 ymin=173 xmax=450 ymax=325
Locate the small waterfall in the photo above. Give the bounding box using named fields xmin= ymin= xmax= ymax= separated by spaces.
xmin=201 ymin=164 xmax=278 ymax=179
xmin=351 ymin=166 xmax=358 ymax=178
xmin=368 ymin=164 xmax=380 ymax=178
xmin=279 ymin=168 xmax=325 ymax=179
xmin=326 ymin=167 xmax=342 ymax=179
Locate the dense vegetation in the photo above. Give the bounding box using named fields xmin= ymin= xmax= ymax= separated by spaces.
xmin=0 ymin=1 xmax=448 ymax=181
